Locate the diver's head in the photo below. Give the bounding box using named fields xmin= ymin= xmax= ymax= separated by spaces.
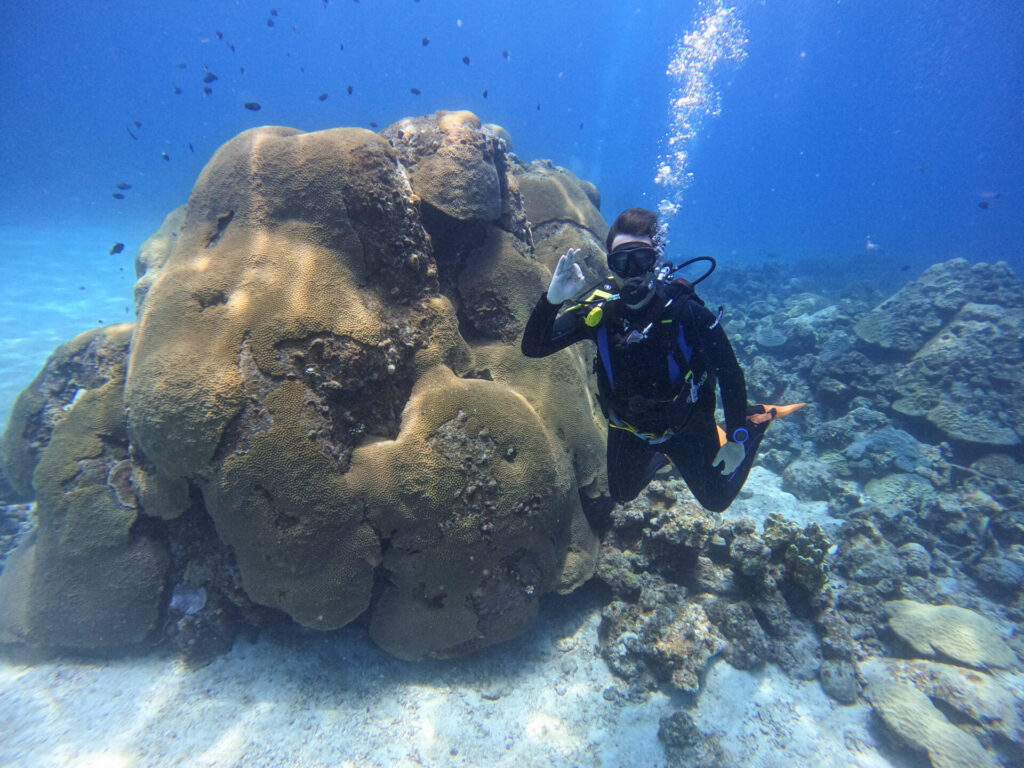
xmin=606 ymin=208 xmax=662 ymax=309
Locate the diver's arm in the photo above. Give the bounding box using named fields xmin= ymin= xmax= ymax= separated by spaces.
xmin=689 ymin=301 xmax=748 ymax=437
xmin=521 ymin=293 xmax=590 ymax=357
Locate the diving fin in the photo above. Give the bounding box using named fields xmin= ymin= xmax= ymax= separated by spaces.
xmin=747 ymin=402 xmax=806 ymax=425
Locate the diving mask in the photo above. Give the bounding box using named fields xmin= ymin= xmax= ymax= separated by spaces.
xmin=608 ymin=244 xmax=659 ymax=278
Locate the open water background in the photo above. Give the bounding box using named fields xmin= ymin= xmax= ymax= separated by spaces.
xmin=1 ymin=0 xmax=1022 ymax=428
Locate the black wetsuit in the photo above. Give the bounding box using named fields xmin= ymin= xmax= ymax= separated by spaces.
xmin=521 ymin=279 xmax=766 ymax=512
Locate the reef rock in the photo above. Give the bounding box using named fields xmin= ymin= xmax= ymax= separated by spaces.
xmin=864 ymin=676 xmax=999 ymax=768
xmin=853 ymin=258 xmax=1024 ymax=353
xmin=891 ymin=302 xmax=1024 ymax=446
xmin=0 ymin=111 xmax=609 ymax=659
xmin=884 ymin=600 xmax=1017 ymax=669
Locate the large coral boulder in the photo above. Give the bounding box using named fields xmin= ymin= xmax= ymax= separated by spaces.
xmin=0 ymin=112 xmax=608 ymax=659
xmin=0 ymin=325 xmax=168 ymax=648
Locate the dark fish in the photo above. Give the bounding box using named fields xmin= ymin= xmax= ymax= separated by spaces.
xmin=134 ymin=121 xmax=142 ymax=128
xmin=318 ymin=92 xmax=328 ymax=101
xmin=347 ymin=84 xmax=353 ymax=94
xmin=178 ymin=62 xmax=188 ymax=69
xmin=369 ymin=121 xmax=378 ymax=128
xmin=267 ymin=18 xmax=275 ymax=26
xmin=410 ymin=87 xmax=421 ymax=95
xmin=536 ymin=103 xmax=541 ymax=110
xmin=292 ymin=25 xmax=299 ymax=33
xmin=300 ymin=66 xmax=305 ymax=73
xmin=203 ymin=71 xmax=218 ymax=83
xmin=245 ymin=102 xmax=262 ymax=111
xmin=173 ymin=86 xmax=183 ymax=94
xmin=270 ymin=8 xmax=278 ymax=15
xmin=579 ymin=122 xmax=584 ymax=129
xmin=503 ymin=49 xmax=510 ymax=60
xmin=978 ymin=201 xmax=990 ymax=209
xmin=127 ymin=127 xmax=138 ymax=140
xmin=203 ymin=86 xmax=212 ymax=95
xmin=110 ymin=242 xmax=125 ymax=255
xmin=240 ymin=67 xmax=245 ymax=74
xmin=482 ymin=89 xmax=488 ymax=98
xmin=900 ymin=264 xmax=910 ymax=271
xmin=339 ymin=42 xmax=344 ymax=50
xmin=116 ymin=182 xmax=132 ymax=190
xmin=422 ymin=37 xmax=430 ymax=46
xmin=189 ymin=143 xmax=194 ymax=152
xmin=112 ymin=193 xmax=125 ymax=199
xmin=462 ymin=56 xmax=470 ymax=65
xmin=162 ymin=152 xmax=170 ymax=161
xmin=229 ymin=43 xmax=236 ymax=53
xmin=216 ymin=30 xmax=223 ymax=40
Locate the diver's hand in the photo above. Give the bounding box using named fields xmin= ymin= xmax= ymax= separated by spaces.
xmin=547 ymin=248 xmax=585 ymax=304
xmin=713 ymin=441 xmax=745 ymax=475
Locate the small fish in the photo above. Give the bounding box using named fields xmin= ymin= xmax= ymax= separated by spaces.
xmin=203 ymin=86 xmax=212 ymax=95
xmin=245 ymin=102 xmax=262 ymax=111
xmin=162 ymin=152 xmax=170 ymax=161
xmin=462 ymin=56 xmax=470 ymax=65
xmin=369 ymin=121 xmax=378 ymax=128
xmin=270 ymin=8 xmax=278 ymax=15
xmin=112 ymin=193 xmax=125 ymax=200
xmin=503 ymin=49 xmax=510 ymax=60
xmin=978 ymin=201 xmax=990 ymax=209
xmin=536 ymin=103 xmax=541 ymax=110
xmin=900 ymin=264 xmax=910 ymax=272
xmin=318 ymin=92 xmax=328 ymax=101
xmin=579 ymin=122 xmax=584 ymax=129
xmin=173 ymin=86 xmax=183 ymax=94
xmin=189 ymin=143 xmax=194 ymax=152
xmin=110 ymin=242 xmax=125 ymax=255
xmin=410 ymin=87 xmax=421 ymax=95
xmin=116 ymin=182 xmax=131 ymax=190
xmin=482 ymin=89 xmax=488 ymax=98
xmin=203 ymin=71 xmax=218 ymax=83
xmin=178 ymin=62 xmax=188 ymax=69
xmin=127 ymin=127 xmax=138 ymax=140
xmin=240 ymin=67 xmax=245 ymax=74
xmin=267 ymin=18 xmax=275 ymax=27
xmin=292 ymin=25 xmax=299 ymax=33
xmin=229 ymin=43 xmax=236 ymax=53
xmin=133 ymin=121 xmax=142 ymax=128
xmin=216 ymin=30 xmax=223 ymax=40
xmin=422 ymin=37 xmax=430 ymax=46
xmin=339 ymin=42 xmax=344 ymax=50
xmin=347 ymin=84 xmax=354 ymax=94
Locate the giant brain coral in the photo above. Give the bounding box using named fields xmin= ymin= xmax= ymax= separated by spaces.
xmin=0 ymin=111 xmax=609 ymax=659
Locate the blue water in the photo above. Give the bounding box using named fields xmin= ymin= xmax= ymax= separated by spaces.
xmin=1 ymin=0 xmax=1022 ymax=420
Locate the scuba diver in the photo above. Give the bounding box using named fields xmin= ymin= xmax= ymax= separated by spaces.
xmin=521 ymin=207 xmax=803 ymax=512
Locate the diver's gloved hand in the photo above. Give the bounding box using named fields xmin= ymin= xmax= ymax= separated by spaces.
xmin=546 ymin=247 xmax=585 ymax=304
xmin=713 ymin=441 xmax=745 ymax=475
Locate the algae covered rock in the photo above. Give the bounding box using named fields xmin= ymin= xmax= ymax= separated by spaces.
xmin=0 ymin=111 xmax=607 ymax=659
xmin=884 ymin=600 xmax=1017 ymax=669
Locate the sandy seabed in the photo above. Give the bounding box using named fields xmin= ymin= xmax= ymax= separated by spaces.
xmin=0 ymin=471 xmax=904 ymax=768
xmin=0 ymin=601 xmax=896 ymax=768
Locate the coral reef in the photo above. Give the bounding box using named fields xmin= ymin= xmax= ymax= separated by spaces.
xmin=0 ymin=111 xmax=607 ymax=659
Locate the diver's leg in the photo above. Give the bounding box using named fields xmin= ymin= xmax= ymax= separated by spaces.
xmin=607 ymin=427 xmax=662 ymax=503
xmin=666 ymin=406 xmax=768 ymax=513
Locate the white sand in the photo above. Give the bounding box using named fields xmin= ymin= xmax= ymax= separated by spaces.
xmin=0 ymin=587 xmax=901 ymax=768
